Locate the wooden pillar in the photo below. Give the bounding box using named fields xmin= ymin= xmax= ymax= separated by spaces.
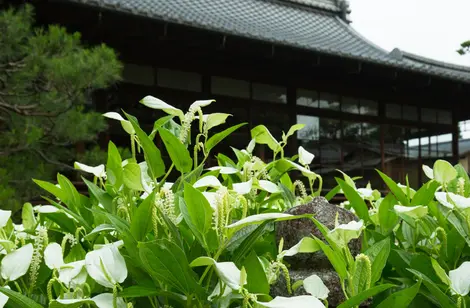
xmin=287 ymin=86 xmax=297 ymax=157
xmin=452 ymin=109 xmax=459 ymax=165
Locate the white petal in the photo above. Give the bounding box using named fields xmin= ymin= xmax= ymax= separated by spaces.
xmin=258 ymin=180 xmax=281 ymax=193
xmin=85 ymin=244 xmax=127 ymax=288
xmin=298 ymin=146 xmax=315 ymax=165
xmin=329 ymin=220 xmax=364 ymax=246
xmin=202 ymin=192 xmax=217 ymax=210
xmin=69 ymin=266 xmax=88 ymax=289
xmin=450 ymin=261 xmax=470 ymax=296
xmin=0 ymin=286 xmax=9 ymax=308
xmin=163 ymin=182 xmax=174 ymax=190
xmin=303 ymin=275 xmax=329 ymax=300
xmin=190 ymin=99 xmax=214 ymax=109
xmin=207 ymin=166 xmax=240 ymax=174
xmin=74 ymin=162 xmax=106 ymax=178
xmin=194 ymin=176 xmax=222 ymax=189
xmin=13 ymin=224 xmax=24 ymax=232
xmin=56 ymin=298 xmax=92 ymax=305
xmin=258 ymin=296 xmax=325 ymax=308
xmin=422 ymin=165 xmax=434 ymax=180
xmin=283 ymin=237 xmax=320 ymax=257
xmin=1 ymin=243 xmax=33 ymax=281
xmin=0 ymin=210 xmax=11 ymax=229
xmin=92 ymin=293 xmax=126 ymax=308
xmin=393 ymin=205 xmax=428 ymax=219
xmin=33 ymin=205 xmax=59 ymax=213
xmin=247 ymin=139 xmax=256 ymax=153
xmin=435 ymin=192 xmax=454 ymax=209
xmin=58 ymin=260 xmax=86 ymax=288
xmin=103 ymin=112 xmax=126 ymax=121
xmin=449 ymin=193 xmax=470 ymax=210
xmin=140 ymin=96 xmax=184 ymax=119
xmin=214 ymin=262 xmax=244 ymax=291
xmin=44 ymin=243 xmax=64 ymax=270
xmin=336 ymin=220 xmax=364 ymax=231
xmin=357 ymin=188 xmax=373 ymax=199
xmin=233 ymin=179 xmax=253 ymax=195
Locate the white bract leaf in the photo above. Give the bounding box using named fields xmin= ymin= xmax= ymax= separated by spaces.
xmin=190 ymin=99 xmax=214 ymax=110
xmin=303 ymin=275 xmax=329 ymax=300
xmin=102 ymin=112 xmax=134 ymax=135
xmin=258 ymin=180 xmax=281 ymax=193
xmin=357 ymin=188 xmax=374 ymax=199
xmin=435 ymin=192 xmax=454 ymax=209
xmin=33 ymin=205 xmax=59 ymax=213
xmin=282 ymin=237 xmax=320 ymax=257
xmin=226 ymin=213 xmax=293 ymax=229
xmin=422 ymin=165 xmax=434 ymax=180
xmin=85 ymin=244 xmax=127 ymax=288
xmin=202 ymin=192 xmax=217 ymax=210
xmin=74 ymin=162 xmax=106 ymax=179
xmin=207 ymin=166 xmax=240 ymax=174
xmin=233 ymin=178 xmax=253 ymax=195
xmin=1 ymin=243 xmax=33 ymax=281
xmin=329 ymin=220 xmax=364 ymax=246
xmin=92 ymin=293 xmax=126 ymax=308
xmin=0 ymin=210 xmax=11 ymax=229
xmin=194 ymin=176 xmax=222 ymax=189
xmin=394 ymin=205 xmax=428 ymax=219
xmin=247 ymin=139 xmax=256 ymax=153
xmin=449 ymin=261 xmax=470 ymax=296
xmin=298 ymin=146 xmax=315 ymax=165
xmin=286 ymin=160 xmax=317 ymax=180
xmin=140 ymin=96 xmax=185 ymax=120
xmin=44 ymin=243 xmax=64 ymax=270
xmin=139 ymin=161 xmax=154 ymax=193
xmin=0 ymin=286 xmax=9 ymax=308
xmin=433 ymin=160 xmax=457 ymax=184
xmin=59 ymin=261 xmax=87 ymax=289
xmin=257 ymin=295 xmax=325 ymax=308
xmin=190 ymin=257 xmax=244 ymax=291
xmin=449 ymin=193 xmax=470 ymax=210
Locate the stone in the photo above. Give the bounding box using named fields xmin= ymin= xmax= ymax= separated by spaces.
xmin=271 ymin=196 xmax=363 ymax=307
xmin=275 ymin=196 xmax=361 ymax=270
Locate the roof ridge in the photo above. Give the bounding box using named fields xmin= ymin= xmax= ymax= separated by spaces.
xmin=398 ymin=49 xmax=470 ymax=73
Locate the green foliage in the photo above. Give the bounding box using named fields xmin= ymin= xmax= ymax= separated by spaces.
xmin=0 ymin=4 xmax=122 ymax=213
xmin=2 ymin=93 xmax=470 ymax=307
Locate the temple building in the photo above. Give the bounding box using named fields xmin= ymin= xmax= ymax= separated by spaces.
xmin=21 ymin=0 xmax=470 ymax=190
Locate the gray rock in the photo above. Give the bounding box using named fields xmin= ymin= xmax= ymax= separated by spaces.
xmin=276 ymin=196 xmax=361 ymax=270
xmin=272 ymin=197 xmax=364 ymax=307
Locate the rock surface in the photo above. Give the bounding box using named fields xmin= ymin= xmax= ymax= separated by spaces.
xmin=272 ymin=196 xmax=363 ymax=307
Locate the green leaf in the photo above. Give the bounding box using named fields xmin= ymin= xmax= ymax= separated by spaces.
xmin=337 ymin=284 xmax=396 ymax=308
xmin=183 ymin=183 xmax=213 ymax=234
xmin=41 ymin=212 xmax=76 ymax=234
xmin=251 ymin=125 xmax=281 ymax=152
xmin=433 ymin=160 xmax=457 ymax=184
xmin=82 ymin=177 xmax=113 ymax=213
xmin=285 ymin=123 xmax=305 ymax=139
xmin=407 ymin=269 xmax=455 ymax=308
xmin=232 ymin=221 xmax=269 ymax=265
xmin=42 ymin=197 xmax=91 ymax=231
xmin=123 ymin=162 xmax=144 ymax=191
xmin=206 ymin=113 xmax=231 ymax=130
xmin=0 ymin=286 xmax=43 ymax=307
xmin=125 ymin=111 xmax=165 ymax=179
xmin=119 ymin=286 xmax=186 ymax=303
xmin=430 ymin=258 xmax=450 ymax=285
xmin=314 ymin=237 xmax=348 ymax=280
xmin=447 ymin=210 xmax=470 ymax=247
xmin=32 ymin=179 xmax=66 ymax=202
xmin=377 ymin=169 xmax=410 ymax=205
xmin=378 ymin=193 xmax=399 ymax=234
xmin=21 ymin=202 xmax=36 ymax=231
xmin=364 ymin=237 xmax=391 ymax=284
xmin=139 ymin=239 xmax=205 ymax=298
xmin=159 ymin=127 xmax=192 ymax=173
xmin=411 ymin=181 xmax=440 ymax=206
xmin=206 ymin=123 xmax=247 ymax=153
xmin=226 ymin=213 xmax=307 ymax=231
xmin=130 ymin=192 xmax=155 ymax=241
xmin=106 ymin=141 xmax=123 ymax=187
xmin=244 ymin=251 xmax=270 ymax=294
xmin=336 ymin=178 xmax=369 ymax=222
xmin=325 ymin=184 xmax=341 ymax=201
xmin=57 ymin=174 xmax=82 ymax=212
xmin=376 ymin=280 xmax=421 ymax=308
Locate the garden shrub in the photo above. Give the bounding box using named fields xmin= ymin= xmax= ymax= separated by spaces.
xmin=0 ymin=96 xmax=469 ymax=307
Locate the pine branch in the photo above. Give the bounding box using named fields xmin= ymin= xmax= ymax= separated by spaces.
xmin=33 ymin=149 xmax=75 ymax=171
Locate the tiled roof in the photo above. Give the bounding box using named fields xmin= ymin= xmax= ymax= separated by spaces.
xmin=283 ymin=0 xmax=341 ymax=12
xmin=67 ymin=0 xmax=470 ymax=83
